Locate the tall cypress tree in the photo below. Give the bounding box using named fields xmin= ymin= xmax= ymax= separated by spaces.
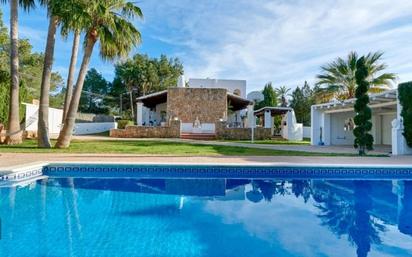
xmin=353 ymin=57 xmax=374 ymax=155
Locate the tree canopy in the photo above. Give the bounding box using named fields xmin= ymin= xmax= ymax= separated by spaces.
xmin=316 ymin=51 xmax=396 ymax=102
xmin=0 ymin=10 xmax=63 ymax=125
xmin=114 ymin=54 xmax=184 ymax=97
xmin=289 ymin=81 xmax=315 ymax=126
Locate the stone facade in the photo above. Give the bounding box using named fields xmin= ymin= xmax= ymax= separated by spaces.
xmin=167 ymin=88 xmax=227 ymax=123
xmin=215 ymin=121 xmax=271 ymax=140
xmin=110 ymin=120 xmax=180 ymax=138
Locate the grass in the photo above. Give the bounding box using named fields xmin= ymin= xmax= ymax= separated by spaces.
xmin=233 ymin=138 xmax=311 ymax=145
xmin=0 ymin=139 xmax=380 ymax=157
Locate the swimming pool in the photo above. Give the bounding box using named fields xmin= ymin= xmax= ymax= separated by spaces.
xmin=0 ymin=164 xmax=411 ymax=257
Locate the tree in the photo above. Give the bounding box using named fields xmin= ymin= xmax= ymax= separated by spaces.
xmin=0 ymin=8 xmax=63 ymax=130
xmin=254 ymin=82 xmax=277 ymax=110
xmin=62 ymin=30 xmax=80 ymax=122
xmin=56 ymin=0 xmax=143 ymax=148
xmin=316 ymin=51 xmax=396 ymax=102
xmin=114 ymin=53 xmax=183 ymax=119
xmin=353 ymin=57 xmax=374 ymax=155
xmin=275 ymin=86 xmax=291 ymax=107
xmin=289 ymin=81 xmax=314 ymax=126
xmin=79 ymin=68 xmax=110 ymax=114
xmin=38 ymin=0 xmax=85 ymax=147
xmin=3 ymin=0 xmax=35 ymax=144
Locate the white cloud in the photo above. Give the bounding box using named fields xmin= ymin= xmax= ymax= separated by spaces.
xmin=140 ymin=0 xmax=412 ymax=92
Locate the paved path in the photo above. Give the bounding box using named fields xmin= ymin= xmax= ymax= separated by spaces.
xmin=1 ymin=153 xmax=412 ymax=171
xmin=68 ymin=135 xmax=391 ymax=155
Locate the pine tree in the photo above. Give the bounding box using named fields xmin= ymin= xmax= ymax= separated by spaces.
xmin=353 ymin=57 xmax=374 ymax=155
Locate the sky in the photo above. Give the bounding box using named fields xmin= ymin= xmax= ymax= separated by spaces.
xmin=1 ymin=0 xmax=412 ymax=93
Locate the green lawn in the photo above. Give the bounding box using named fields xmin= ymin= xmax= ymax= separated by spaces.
xmin=234 ymin=138 xmax=311 ymax=145
xmin=0 ymin=139 xmax=370 ymax=156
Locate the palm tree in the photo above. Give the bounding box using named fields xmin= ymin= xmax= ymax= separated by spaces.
xmin=62 ymin=29 xmax=80 ymax=122
xmin=38 ymin=0 xmax=84 ymax=147
xmin=3 ymin=0 xmax=35 ymax=145
xmin=275 ymin=86 xmax=291 ymax=107
xmin=55 ymin=0 xmax=143 ymax=148
xmin=316 ymin=51 xmax=396 ymax=101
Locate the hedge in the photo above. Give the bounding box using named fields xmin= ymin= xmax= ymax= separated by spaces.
xmin=117 ymin=120 xmax=134 ymax=129
xmin=399 ymin=82 xmax=412 ymax=147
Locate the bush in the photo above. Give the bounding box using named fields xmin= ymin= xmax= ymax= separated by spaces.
xmin=353 ymin=57 xmax=374 ymax=155
xmin=117 ymin=120 xmax=134 ymax=129
xmin=399 ymin=82 xmax=412 ymax=147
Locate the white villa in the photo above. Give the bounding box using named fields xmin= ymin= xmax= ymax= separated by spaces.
xmin=112 ymin=76 xmax=304 ymax=141
xmin=311 ymin=88 xmax=412 ymax=155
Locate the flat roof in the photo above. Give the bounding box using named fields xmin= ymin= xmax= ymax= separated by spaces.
xmin=137 ymin=89 xmax=252 ymax=110
xmin=254 ymin=106 xmax=292 ymax=116
xmin=312 ymin=89 xmax=397 ymax=112
xmin=227 ymin=92 xmax=252 ymax=111
xmin=136 ymin=90 xmax=168 ymax=108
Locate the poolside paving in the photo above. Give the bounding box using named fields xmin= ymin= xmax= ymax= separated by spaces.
xmin=1 ymin=153 xmax=412 ymax=171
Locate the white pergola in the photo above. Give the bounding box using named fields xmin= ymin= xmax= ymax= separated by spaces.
xmin=312 ymin=89 xmax=397 ymax=114
xmin=310 ymin=89 xmax=412 ymax=155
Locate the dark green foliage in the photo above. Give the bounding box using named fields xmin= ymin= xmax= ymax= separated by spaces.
xmin=289 ymin=81 xmax=315 ymax=126
xmin=254 ymin=82 xmax=278 ymax=110
xmin=398 ymin=82 xmax=412 ymax=147
xmin=0 ymin=10 xmax=63 ymax=125
xmin=114 ymin=53 xmax=184 ymax=97
xmin=79 ymin=68 xmax=111 ymax=114
xmin=353 ymin=57 xmax=374 ymax=155
xmin=117 ymin=120 xmax=134 ymax=129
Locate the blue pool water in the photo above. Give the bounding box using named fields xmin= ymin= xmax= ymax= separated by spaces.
xmin=1 ymin=167 xmax=412 ymax=256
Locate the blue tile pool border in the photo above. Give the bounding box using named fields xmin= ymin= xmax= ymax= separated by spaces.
xmin=42 ymin=163 xmax=412 ymax=180
xmin=1 ymin=163 xmax=412 ymax=185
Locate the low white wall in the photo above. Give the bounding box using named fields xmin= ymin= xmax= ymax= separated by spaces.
xmin=74 ymin=122 xmax=117 ymax=135
xmin=181 ymin=123 xmax=215 ymax=133
xmin=303 ymin=126 xmax=311 ymax=139
xmin=24 ymin=103 xmax=63 ymax=134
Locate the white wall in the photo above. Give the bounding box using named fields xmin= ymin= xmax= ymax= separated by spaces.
xmin=74 ymin=122 xmax=117 ymax=135
xmin=303 ymin=126 xmax=311 ymax=139
xmin=24 ymin=103 xmax=63 ymax=134
xmin=382 ymin=114 xmax=396 ymax=145
xmin=330 ymin=111 xmax=355 ymax=145
xmin=188 ymin=78 xmax=247 ymax=98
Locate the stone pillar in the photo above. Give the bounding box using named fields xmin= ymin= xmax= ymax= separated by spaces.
xmin=136 ymin=102 xmax=143 ymax=126
xmin=264 ymin=110 xmax=272 ymax=129
xmin=323 ymin=113 xmax=331 ymax=145
xmin=311 ymin=106 xmax=324 ymax=145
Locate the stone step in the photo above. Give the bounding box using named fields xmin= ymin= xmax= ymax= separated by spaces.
xmin=180 ymin=133 xmax=216 ymax=140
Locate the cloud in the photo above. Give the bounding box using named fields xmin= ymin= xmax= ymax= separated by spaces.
xmin=140 ymin=0 xmax=412 ymax=92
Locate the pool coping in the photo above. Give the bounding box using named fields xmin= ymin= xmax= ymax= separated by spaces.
xmin=1 ymin=161 xmax=412 ymax=187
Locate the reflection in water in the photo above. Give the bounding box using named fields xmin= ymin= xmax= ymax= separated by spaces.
xmin=399 ymin=181 xmax=412 ymax=236
xmin=1 ymin=177 xmax=411 ymax=257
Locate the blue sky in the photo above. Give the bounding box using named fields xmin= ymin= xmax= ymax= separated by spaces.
xmin=2 ymin=0 xmax=412 ymax=93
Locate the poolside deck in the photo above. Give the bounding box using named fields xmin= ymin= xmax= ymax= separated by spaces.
xmin=1 ymin=153 xmax=412 ymax=172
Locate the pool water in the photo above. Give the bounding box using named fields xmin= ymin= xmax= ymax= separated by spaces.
xmin=0 ymin=177 xmax=412 ymax=257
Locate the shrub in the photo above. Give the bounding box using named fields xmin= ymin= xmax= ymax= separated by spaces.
xmin=117 ymin=120 xmax=134 ymax=129
xmin=353 ymin=57 xmax=374 ymax=155
xmin=398 ymin=82 xmax=412 ymax=147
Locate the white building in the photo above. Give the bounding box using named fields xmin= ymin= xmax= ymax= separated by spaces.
xmin=311 ymin=88 xmax=412 ymax=155
xmin=188 ymin=78 xmax=247 ymax=98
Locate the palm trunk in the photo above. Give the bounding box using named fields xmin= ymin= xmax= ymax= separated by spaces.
xmin=129 ymin=90 xmax=134 ymax=121
xmin=38 ymin=16 xmax=59 ymax=148
xmin=55 ymin=37 xmax=96 ymax=148
xmin=62 ymin=30 xmax=80 ymax=122
xmin=5 ymin=0 xmax=22 ymax=145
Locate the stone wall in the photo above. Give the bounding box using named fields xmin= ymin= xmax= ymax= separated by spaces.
xmin=167 ymin=88 xmax=227 ymax=123
xmin=110 ymin=120 xmax=180 ymax=138
xmin=215 ymin=121 xmax=271 ymax=140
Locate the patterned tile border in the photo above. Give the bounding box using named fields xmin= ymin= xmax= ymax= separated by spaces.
xmin=1 ymin=163 xmax=412 ymax=185
xmin=42 ymin=163 xmax=412 ymax=180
